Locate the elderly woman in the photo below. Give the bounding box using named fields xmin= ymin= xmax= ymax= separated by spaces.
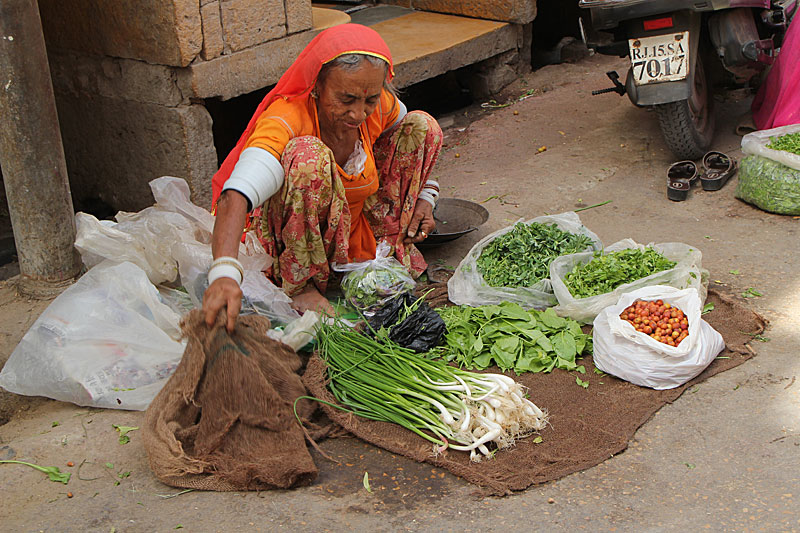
xmin=203 ymin=24 xmax=443 ymax=330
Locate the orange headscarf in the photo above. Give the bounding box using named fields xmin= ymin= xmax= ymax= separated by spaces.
xmin=211 ymin=23 xmax=394 ymax=205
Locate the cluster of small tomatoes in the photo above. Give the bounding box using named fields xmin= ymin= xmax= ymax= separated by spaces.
xmin=620 ymin=299 xmax=689 ymax=346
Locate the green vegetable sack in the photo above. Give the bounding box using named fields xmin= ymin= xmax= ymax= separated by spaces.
xmin=476 ymin=221 xmax=595 ymax=288
xmin=735 ymin=155 xmax=800 ymax=215
xmin=448 ymin=212 xmax=602 ymax=309
xmin=564 ymin=248 xmax=676 ymax=299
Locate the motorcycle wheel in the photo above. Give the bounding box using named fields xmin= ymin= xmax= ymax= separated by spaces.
xmin=654 ymin=54 xmax=715 ymax=161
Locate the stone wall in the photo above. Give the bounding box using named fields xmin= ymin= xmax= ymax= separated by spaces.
xmin=38 ymin=0 xmax=313 ymax=66
xmin=38 ymin=0 xmax=314 ymax=211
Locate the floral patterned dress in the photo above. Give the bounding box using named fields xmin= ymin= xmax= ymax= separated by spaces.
xmin=252 ymin=111 xmax=442 ymax=296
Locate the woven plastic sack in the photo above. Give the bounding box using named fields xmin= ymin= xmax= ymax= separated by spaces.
xmin=550 ymin=239 xmax=707 ymax=324
xmin=592 ymin=286 xmax=725 ymax=390
xmin=448 ymin=211 xmax=602 ymax=309
xmin=735 ymin=155 xmax=800 ymax=215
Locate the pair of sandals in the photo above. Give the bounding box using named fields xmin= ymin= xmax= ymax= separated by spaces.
xmin=667 ymin=151 xmax=738 ymax=202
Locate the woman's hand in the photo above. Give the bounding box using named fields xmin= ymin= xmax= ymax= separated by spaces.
xmin=203 ymin=277 xmax=243 ymax=333
xmin=204 ymin=190 xmax=249 ymax=333
xmin=404 ymin=200 xmax=435 ymax=244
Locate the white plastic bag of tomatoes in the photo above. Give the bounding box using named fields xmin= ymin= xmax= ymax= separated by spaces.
xmin=592 ymin=285 xmax=725 ymax=390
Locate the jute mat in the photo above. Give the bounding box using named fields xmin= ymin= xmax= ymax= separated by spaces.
xmin=302 ymin=286 xmax=766 ymax=496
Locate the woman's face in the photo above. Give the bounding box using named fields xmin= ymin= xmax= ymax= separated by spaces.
xmin=315 ymin=60 xmax=386 ymax=136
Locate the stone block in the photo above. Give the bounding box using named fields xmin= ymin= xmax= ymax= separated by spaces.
xmin=380 ymin=0 xmax=537 ymax=24
xmin=48 ymin=50 xmax=189 ymax=107
xmin=457 ymin=49 xmax=520 ymax=99
xmin=201 ymin=2 xmax=225 ymax=60
xmin=287 ymin=0 xmax=313 ymax=34
xmin=54 ymin=94 xmax=217 ymax=211
xmin=220 ymin=0 xmax=287 ymax=52
xmin=188 ymin=30 xmax=316 ymax=100
xmin=38 ymin=0 xmax=202 ymax=67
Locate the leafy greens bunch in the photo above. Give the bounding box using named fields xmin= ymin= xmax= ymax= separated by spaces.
xmin=433 ymin=302 xmax=592 ymax=375
xmin=476 ymin=222 xmax=594 ymax=288
xmin=767 ymin=132 xmax=800 ymax=156
xmin=564 ymin=247 xmax=676 ymax=298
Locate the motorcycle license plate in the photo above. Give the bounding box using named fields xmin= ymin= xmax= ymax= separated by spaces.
xmin=628 ymin=32 xmax=689 ymax=85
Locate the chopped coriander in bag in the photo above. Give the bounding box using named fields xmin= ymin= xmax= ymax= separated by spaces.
xmin=550 ymin=239 xmax=708 ymax=324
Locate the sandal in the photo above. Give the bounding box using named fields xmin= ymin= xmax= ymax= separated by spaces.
xmin=701 ymin=151 xmax=737 ymax=191
xmin=667 ymin=160 xmax=697 ymax=202
xmin=667 ymin=177 xmax=691 ymax=201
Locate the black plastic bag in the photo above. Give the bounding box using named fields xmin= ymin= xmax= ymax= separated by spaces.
xmin=368 ymin=292 xmax=446 ymax=352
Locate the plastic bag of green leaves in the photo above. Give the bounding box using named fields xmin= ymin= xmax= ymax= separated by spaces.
xmin=550 ymin=239 xmax=708 ymax=324
xmin=334 ymin=241 xmax=416 ymax=316
xmin=448 ymin=211 xmax=602 ymax=309
xmin=735 ymin=155 xmax=800 ymax=215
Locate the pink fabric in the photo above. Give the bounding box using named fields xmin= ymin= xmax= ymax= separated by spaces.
xmin=752 ymin=15 xmax=800 ymax=129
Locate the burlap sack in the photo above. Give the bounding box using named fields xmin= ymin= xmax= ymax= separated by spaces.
xmin=143 ymin=310 xmax=317 ymax=491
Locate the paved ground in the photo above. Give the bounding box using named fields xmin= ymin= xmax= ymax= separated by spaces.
xmin=1 ymin=53 xmax=798 ymax=532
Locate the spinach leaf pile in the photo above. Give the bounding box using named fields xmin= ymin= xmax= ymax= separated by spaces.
xmin=564 ymin=247 xmax=676 ymax=298
xmin=433 ymin=302 xmax=592 ymax=375
xmin=476 ymin=222 xmax=594 ymax=288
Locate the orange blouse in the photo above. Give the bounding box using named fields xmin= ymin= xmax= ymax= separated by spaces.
xmin=244 ymin=89 xmax=400 ymax=261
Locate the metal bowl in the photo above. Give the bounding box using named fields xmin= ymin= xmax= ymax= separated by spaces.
xmin=418 ymin=198 xmax=489 ymax=247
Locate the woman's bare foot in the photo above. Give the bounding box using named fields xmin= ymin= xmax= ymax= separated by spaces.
xmin=290 ymin=284 xmax=335 ymax=316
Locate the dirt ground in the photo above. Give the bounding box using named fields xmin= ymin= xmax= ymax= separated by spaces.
xmin=1 ymin=52 xmax=799 ymax=532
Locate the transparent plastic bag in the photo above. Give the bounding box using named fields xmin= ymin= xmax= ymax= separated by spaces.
xmin=0 ymin=261 xmax=186 ymax=410
xmin=741 ymin=124 xmax=800 ymax=171
xmin=447 ymin=211 xmax=602 ymax=309
xmin=592 ymin=286 xmax=724 ymax=390
xmin=735 ymin=155 xmax=800 ymax=215
xmin=334 ymin=241 xmax=416 ymax=315
xmin=550 ymin=239 xmax=707 ymax=324
xmin=76 ymin=176 xmax=299 ymax=326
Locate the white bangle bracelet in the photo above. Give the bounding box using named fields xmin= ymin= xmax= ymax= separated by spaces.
xmin=208 ymin=256 xmax=244 ymax=286
xmin=418 ymin=190 xmax=437 ymax=208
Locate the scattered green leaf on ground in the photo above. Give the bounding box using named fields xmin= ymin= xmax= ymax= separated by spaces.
xmin=105 ymin=462 xmax=114 ymax=469
xmin=742 ymin=287 xmax=762 ymax=298
xmin=533 ymin=437 xmax=543 ymax=444
xmin=51 ymin=421 xmax=60 ymax=427
xmin=576 ymin=377 xmax=589 ymax=389
xmin=0 ymin=460 xmax=71 ymax=484
xmin=363 ymin=472 xmax=372 ymax=493
xmin=729 ymin=269 xmax=740 ymax=275
xmin=702 ymin=303 xmax=715 ymax=315
xmin=684 ymin=462 xmax=696 ymax=469
xmin=112 ymin=424 xmax=139 ymax=445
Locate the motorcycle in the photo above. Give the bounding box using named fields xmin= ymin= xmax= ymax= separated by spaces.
xmin=579 ymin=0 xmax=797 ymax=160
